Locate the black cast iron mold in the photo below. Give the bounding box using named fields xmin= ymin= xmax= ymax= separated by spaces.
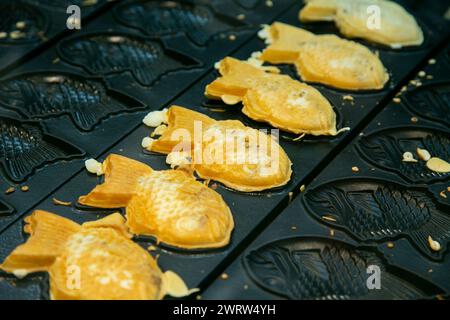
xmin=113 ymin=0 xmax=248 ymax=46
xmin=0 ymin=116 xmax=85 ymax=182
xmin=303 ymin=177 xmax=450 ymax=260
xmin=57 ymin=31 xmax=203 ymax=87
xmin=243 ymin=236 xmax=444 ymax=300
xmin=0 ymin=200 xmax=14 ymax=216
xmin=0 ymin=1 xmax=48 ymax=45
xmin=356 ymin=126 xmax=450 ymax=184
xmin=403 ymin=81 xmax=450 ymax=128
xmin=0 ymin=71 xmax=146 ymax=131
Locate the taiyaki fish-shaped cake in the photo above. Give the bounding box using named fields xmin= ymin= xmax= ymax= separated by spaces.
xmin=79 ymin=154 xmax=234 ymax=250
xmin=205 ymin=57 xmax=344 ymax=136
xmin=141 ymin=106 xmax=292 ymax=192
xmin=0 ymin=211 xmax=197 ymax=300
xmin=259 ymin=22 xmax=389 ymax=90
xmin=299 ymin=0 xmax=424 ymax=49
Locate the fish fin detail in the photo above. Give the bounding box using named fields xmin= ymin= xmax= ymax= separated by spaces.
xmin=5 ymin=141 xmax=67 ymax=182
xmin=409 ymin=208 xmax=450 ymax=259
xmin=205 ymin=57 xmax=264 ymax=102
xmin=0 ymin=120 xmax=82 ymax=182
xmin=245 ymin=238 xmax=432 ymax=300
xmin=82 ymin=212 xmax=132 ymax=239
xmin=299 ymin=0 xmax=338 ymax=22
xmin=78 ymin=154 xmax=153 ymax=208
xmin=366 ymin=272 xmax=427 ymax=300
xmin=0 ymin=210 xmax=81 ymax=274
xmin=70 ymin=100 xmax=124 ymax=131
xmin=150 ymin=106 xmax=215 ymax=155
xmin=132 ymin=68 xmax=156 ymax=87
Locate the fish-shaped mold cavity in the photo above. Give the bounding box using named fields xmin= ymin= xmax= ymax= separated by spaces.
xmin=304 ymin=179 xmax=450 ymax=259
xmin=245 ymin=237 xmax=441 ymax=299
xmin=357 ymin=127 xmax=450 ymax=183
xmin=114 ymin=0 xmax=245 ymax=46
xmin=0 ymin=117 xmax=83 ymax=182
xmin=141 ymin=106 xmax=292 ymax=192
xmin=403 ymin=82 xmax=450 ymax=128
xmin=0 ymin=73 xmax=143 ymax=131
xmin=258 ymin=22 xmax=389 ymax=91
xmin=0 ymin=210 xmax=197 ymax=299
xmin=78 ymin=154 xmax=234 ymax=250
xmin=205 ymin=57 xmax=345 ymax=136
xmin=299 ymin=0 xmax=424 ymax=49
xmin=57 ymin=34 xmax=199 ymax=87
xmin=0 ymin=2 xmax=47 ymax=44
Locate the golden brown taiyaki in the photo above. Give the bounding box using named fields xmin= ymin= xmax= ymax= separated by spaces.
xmin=0 ymin=211 xmax=197 ymax=300
xmin=141 ymin=106 xmax=292 ymax=192
xmin=259 ymin=22 xmax=389 ymax=90
xmin=299 ymin=0 xmax=423 ymax=48
xmin=205 ymin=57 xmax=345 ymax=136
xmin=79 ymin=154 xmax=234 ymax=250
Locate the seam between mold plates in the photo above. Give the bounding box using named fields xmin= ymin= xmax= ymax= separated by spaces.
xmin=0 ymin=1 xmax=300 ymax=234
xmin=196 ymin=33 xmax=450 ymax=296
xmin=0 ymin=0 xmax=120 ymax=77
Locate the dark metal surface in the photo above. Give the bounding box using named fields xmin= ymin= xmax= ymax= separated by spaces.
xmin=0 ymin=0 xmax=449 ymax=300
xmin=203 ymin=40 xmax=450 ymax=300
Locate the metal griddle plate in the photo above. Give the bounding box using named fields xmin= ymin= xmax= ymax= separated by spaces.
xmin=0 ymin=0 xmax=449 ymax=300
xmin=0 ymin=0 xmax=111 ymax=73
xmin=203 ymin=39 xmax=450 ymax=300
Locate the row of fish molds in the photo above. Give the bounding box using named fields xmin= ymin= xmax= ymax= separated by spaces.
xmin=0 ymin=0 xmax=299 ymax=239
xmin=201 ymin=2 xmax=450 ymax=300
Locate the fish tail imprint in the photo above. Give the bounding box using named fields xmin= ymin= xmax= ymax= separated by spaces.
xmin=150 ymin=106 xmax=215 ymax=155
xmin=409 ymin=207 xmax=450 ymax=258
xmin=0 ymin=210 xmax=81 ymax=274
xmin=78 ymin=154 xmax=153 ymax=208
